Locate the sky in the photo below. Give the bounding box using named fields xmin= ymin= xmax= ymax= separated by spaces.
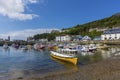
xmin=0 ymin=0 xmax=120 ymax=40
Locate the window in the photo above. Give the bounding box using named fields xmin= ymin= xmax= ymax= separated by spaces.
xmin=109 ymin=37 xmax=112 ymax=40
xmin=105 ymin=37 xmax=107 ymax=40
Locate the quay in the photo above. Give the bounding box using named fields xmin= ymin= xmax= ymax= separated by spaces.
xmin=0 ymin=41 xmax=35 ymax=46
xmin=0 ymin=40 xmax=120 ymax=46
xmin=53 ymin=40 xmax=120 ymax=45
xmin=100 ymin=40 xmax=120 ymax=45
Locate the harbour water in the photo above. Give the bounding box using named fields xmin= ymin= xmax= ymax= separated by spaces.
xmin=0 ymin=47 xmax=66 ymax=80
xmin=0 ymin=45 xmax=119 ymax=80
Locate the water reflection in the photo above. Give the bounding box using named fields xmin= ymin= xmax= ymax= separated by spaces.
xmin=0 ymin=46 xmax=119 ymax=80
xmin=3 ymin=48 xmax=10 ymax=52
xmin=97 ymin=46 xmax=120 ymax=59
xmin=50 ymin=56 xmax=78 ymax=70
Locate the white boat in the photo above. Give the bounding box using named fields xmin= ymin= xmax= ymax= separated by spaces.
xmin=34 ymin=43 xmax=45 ymax=50
xmin=21 ymin=46 xmax=27 ymax=50
xmin=34 ymin=43 xmax=37 ymax=50
xmin=50 ymin=48 xmax=78 ymax=65
xmin=3 ymin=43 xmax=9 ymax=49
xmin=89 ymin=44 xmax=97 ymax=51
xmin=58 ymin=44 xmax=64 ymax=48
xmin=81 ymin=46 xmax=89 ymax=52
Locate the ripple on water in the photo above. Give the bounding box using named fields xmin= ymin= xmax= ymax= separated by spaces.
xmin=0 ymin=46 xmax=119 ymax=79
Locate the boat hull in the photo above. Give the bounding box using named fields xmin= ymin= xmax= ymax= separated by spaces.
xmin=50 ymin=51 xmax=77 ymax=65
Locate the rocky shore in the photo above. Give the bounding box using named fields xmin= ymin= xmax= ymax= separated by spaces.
xmin=18 ymin=57 xmax=120 ymax=80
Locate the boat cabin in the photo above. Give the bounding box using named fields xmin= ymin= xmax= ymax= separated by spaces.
xmin=58 ymin=48 xmax=78 ymax=55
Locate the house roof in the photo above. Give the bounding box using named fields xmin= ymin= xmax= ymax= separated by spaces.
xmin=103 ymin=28 xmax=120 ymax=34
xmin=82 ymin=36 xmax=91 ymax=40
xmin=76 ymin=35 xmax=83 ymax=38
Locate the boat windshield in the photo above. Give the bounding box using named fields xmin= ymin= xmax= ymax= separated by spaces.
xmin=57 ymin=49 xmax=78 ymax=55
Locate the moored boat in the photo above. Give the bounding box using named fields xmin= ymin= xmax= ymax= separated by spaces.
xmin=34 ymin=43 xmax=45 ymax=50
xmin=26 ymin=44 xmax=32 ymax=50
xmin=21 ymin=45 xmax=32 ymax=50
xmin=50 ymin=56 xmax=78 ymax=70
xmin=13 ymin=44 xmax=19 ymax=49
xmin=81 ymin=46 xmax=89 ymax=52
xmin=50 ymin=49 xmax=78 ymax=65
xmin=3 ymin=43 xmax=9 ymax=49
xmin=88 ymin=44 xmax=97 ymax=52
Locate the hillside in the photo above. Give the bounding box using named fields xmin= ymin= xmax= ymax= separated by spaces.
xmin=63 ymin=13 xmax=120 ymax=35
xmin=82 ymin=13 xmax=120 ymax=29
xmin=33 ymin=13 xmax=120 ymax=40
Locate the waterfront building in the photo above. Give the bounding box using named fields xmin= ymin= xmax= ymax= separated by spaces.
xmin=76 ymin=35 xmax=83 ymax=40
xmin=13 ymin=40 xmax=26 ymax=43
xmin=55 ymin=35 xmax=71 ymax=42
xmin=4 ymin=36 xmax=11 ymax=42
xmin=0 ymin=38 xmax=3 ymax=41
xmin=72 ymin=35 xmax=83 ymax=41
xmin=39 ymin=39 xmax=48 ymax=42
xmin=27 ymin=36 xmax=34 ymax=42
xmin=101 ymin=28 xmax=120 ymax=40
xmin=94 ymin=36 xmax=101 ymax=40
xmin=8 ymin=36 xmax=10 ymax=41
xmin=82 ymin=35 xmax=91 ymax=41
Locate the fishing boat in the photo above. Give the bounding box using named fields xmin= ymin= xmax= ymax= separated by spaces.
xmin=21 ymin=45 xmax=31 ymax=50
xmin=50 ymin=48 xmax=78 ymax=65
xmin=20 ymin=46 xmax=27 ymax=50
xmin=81 ymin=46 xmax=89 ymax=52
xmin=3 ymin=43 xmax=9 ymax=49
xmin=88 ymin=44 xmax=97 ymax=52
xmin=37 ymin=44 xmax=45 ymax=50
xmin=12 ymin=44 xmax=19 ymax=49
xmin=26 ymin=44 xmax=32 ymax=50
xmin=34 ymin=43 xmax=45 ymax=50
xmin=33 ymin=43 xmax=37 ymax=50
xmin=50 ymin=56 xmax=78 ymax=70
xmin=48 ymin=45 xmax=54 ymax=50
xmin=58 ymin=44 xmax=64 ymax=48
xmin=48 ymin=43 xmax=58 ymax=50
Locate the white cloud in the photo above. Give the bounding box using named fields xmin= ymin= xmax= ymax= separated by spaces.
xmin=0 ymin=28 xmax=59 ymax=40
xmin=0 ymin=0 xmax=40 ymax=20
xmin=28 ymin=0 xmax=38 ymax=3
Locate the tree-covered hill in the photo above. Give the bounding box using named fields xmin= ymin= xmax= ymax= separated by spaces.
xmin=33 ymin=13 xmax=120 ymax=40
xmin=63 ymin=13 xmax=120 ymax=35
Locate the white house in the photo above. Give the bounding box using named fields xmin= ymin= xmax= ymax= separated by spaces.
xmin=82 ymin=35 xmax=91 ymax=41
xmin=39 ymin=39 xmax=48 ymax=42
xmin=56 ymin=35 xmax=71 ymax=42
xmin=101 ymin=28 xmax=120 ymax=40
xmin=27 ymin=36 xmax=34 ymax=42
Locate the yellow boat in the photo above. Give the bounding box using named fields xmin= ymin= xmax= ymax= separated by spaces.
xmin=50 ymin=49 xmax=78 ymax=65
xmin=50 ymin=56 xmax=78 ymax=70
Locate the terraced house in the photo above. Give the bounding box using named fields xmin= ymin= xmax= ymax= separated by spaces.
xmin=55 ymin=35 xmax=71 ymax=42
xmin=101 ymin=28 xmax=120 ymax=40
